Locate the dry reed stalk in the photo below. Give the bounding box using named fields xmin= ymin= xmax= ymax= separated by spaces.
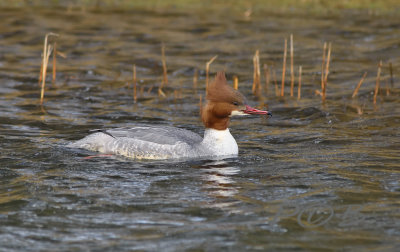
xmin=252 ymin=50 xmax=261 ymax=94
xmin=297 ymin=66 xmax=302 ymax=100
xmin=272 ymin=68 xmax=279 ymax=96
xmin=264 ymin=64 xmax=269 ymax=95
xmin=233 ymin=76 xmax=238 ymax=90
xmin=40 ymin=34 xmax=49 ymax=105
xmin=290 ymin=34 xmax=294 ymax=97
xmin=321 ymin=42 xmax=327 ymax=91
xmin=40 ymin=32 xmax=59 ymax=105
xmin=281 ymin=38 xmax=287 ymax=97
xmin=56 ymin=51 xmax=67 ymax=58
xmin=244 ymin=8 xmax=252 ymax=19
xmin=193 ymin=69 xmax=198 ymax=92
xmin=389 ymin=62 xmax=394 ymax=88
xmin=385 ymin=77 xmax=390 ymax=96
xmin=161 ymin=44 xmax=168 ymax=86
xmin=356 ymin=105 xmax=363 ymax=115
xmin=40 ymin=46 xmax=53 ymax=104
xmin=252 ymin=54 xmax=256 ymax=92
xmin=256 ymin=52 xmax=261 ymax=94
xmin=373 ymin=60 xmax=382 ymax=105
xmin=52 ymin=42 xmax=57 ymax=85
xmin=323 ymin=43 xmax=332 ymax=84
xmin=322 ymin=42 xmax=331 ymax=102
xmin=351 ymin=71 xmax=368 ymax=98
xmin=252 ymin=53 xmax=256 ymax=93
xmin=205 ymin=55 xmax=218 ymax=93
xmin=159 ymin=44 xmax=168 ymax=97
xmin=133 ymin=64 xmax=137 ymax=103
xmin=158 ymin=87 xmax=166 ymax=97
xmin=43 ymin=44 xmax=53 ymax=84
xmin=148 ymin=85 xmax=154 ymax=94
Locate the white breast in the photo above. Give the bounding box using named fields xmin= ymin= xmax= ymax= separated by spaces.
xmin=200 ymin=128 xmax=238 ymax=156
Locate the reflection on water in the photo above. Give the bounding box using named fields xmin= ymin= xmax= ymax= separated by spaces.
xmin=199 ymin=160 xmax=240 ymax=198
xmin=0 ymin=4 xmax=399 ymax=251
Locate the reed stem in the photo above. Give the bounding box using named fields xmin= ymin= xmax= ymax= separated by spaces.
xmin=40 ymin=36 xmax=49 ymax=105
xmin=297 ymin=66 xmax=302 ymax=100
xmin=148 ymin=85 xmax=154 ymax=94
xmin=40 ymin=32 xmax=59 ymax=105
xmin=321 ymin=42 xmax=327 ymax=92
xmin=252 ymin=53 xmax=256 ymax=93
xmin=374 ymin=60 xmax=382 ymax=105
xmin=161 ymin=43 xmax=168 ymax=88
xmin=351 ymin=71 xmax=367 ymax=98
xmin=193 ymin=68 xmax=198 ymax=93
xmin=159 ymin=43 xmax=168 ymax=97
xmin=256 ymin=52 xmax=261 ymax=94
xmin=281 ymin=38 xmax=287 ymax=97
xmin=52 ymin=42 xmax=57 ymax=85
xmin=252 ymin=50 xmax=261 ymax=95
xmin=264 ymin=64 xmax=269 ymax=95
xmin=272 ymin=67 xmax=279 ymax=96
xmin=290 ymin=34 xmax=294 ymax=97
xmin=205 ymin=55 xmax=218 ymax=94
xmin=322 ymin=42 xmax=331 ymax=102
xmin=158 ymin=87 xmax=166 ymax=97
xmin=385 ymin=77 xmax=390 ymax=96
xmin=233 ymin=75 xmax=238 ymax=90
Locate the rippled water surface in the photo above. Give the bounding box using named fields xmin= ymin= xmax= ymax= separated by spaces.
xmin=1 ymin=5 xmax=399 ymax=251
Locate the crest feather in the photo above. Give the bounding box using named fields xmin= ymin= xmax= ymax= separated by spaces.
xmin=206 ymin=71 xmax=246 ymax=104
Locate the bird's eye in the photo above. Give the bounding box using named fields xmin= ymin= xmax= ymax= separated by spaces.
xmin=233 ymin=101 xmax=239 ymax=106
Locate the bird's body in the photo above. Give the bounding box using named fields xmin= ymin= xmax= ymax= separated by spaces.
xmin=68 ymin=72 xmax=270 ymax=160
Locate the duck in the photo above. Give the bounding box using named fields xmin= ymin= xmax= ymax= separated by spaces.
xmin=68 ymin=71 xmax=271 ymax=159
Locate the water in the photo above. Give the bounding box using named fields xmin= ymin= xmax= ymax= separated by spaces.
xmin=1 ymin=6 xmax=399 ymax=251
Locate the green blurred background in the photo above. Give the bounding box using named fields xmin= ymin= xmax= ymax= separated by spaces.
xmin=1 ymin=0 xmax=400 ymax=15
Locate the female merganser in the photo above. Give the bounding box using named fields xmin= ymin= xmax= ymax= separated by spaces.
xmin=68 ymin=71 xmax=271 ymax=159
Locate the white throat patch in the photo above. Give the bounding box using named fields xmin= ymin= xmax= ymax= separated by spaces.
xmin=230 ymin=110 xmax=249 ymax=117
